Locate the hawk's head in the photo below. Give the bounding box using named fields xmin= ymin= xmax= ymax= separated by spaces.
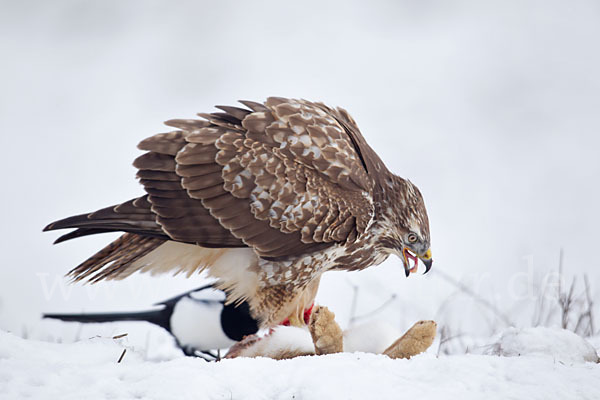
xmin=379 ymin=177 xmax=432 ymax=277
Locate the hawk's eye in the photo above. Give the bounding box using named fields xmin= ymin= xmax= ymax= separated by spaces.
xmin=407 ymin=233 xmax=418 ymax=243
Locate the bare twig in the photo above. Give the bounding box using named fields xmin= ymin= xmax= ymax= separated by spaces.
xmin=553 ymin=250 xmax=595 ymax=336
xmin=574 ymin=275 xmax=595 ymax=337
xmin=112 ymin=333 xmax=128 ymax=340
xmin=349 ymin=294 xmax=397 ymax=325
xmin=117 ymin=349 xmax=126 ymax=363
xmin=434 ymin=269 xmax=515 ymax=327
xmin=433 ymin=249 xmax=596 ymax=355
xmin=437 ymin=325 xmax=467 ymax=356
xmin=557 ymin=248 xmax=574 ymax=330
xmin=584 ymin=274 xmax=595 ymax=335
xmin=557 ymin=248 xmax=564 ymax=305
xmin=439 ymin=325 xmax=474 ymax=355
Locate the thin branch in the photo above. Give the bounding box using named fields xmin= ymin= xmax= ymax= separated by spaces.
xmin=434 ymin=269 xmax=515 ymax=327
xmin=112 ymin=333 xmax=128 ymax=340
xmin=557 ymin=248 xmax=564 ymax=304
xmin=117 ymin=349 xmax=126 ymax=363
xmin=437 ymin=325 xmax=467 ymax=356
xmin=349 ymin=294 xmax=397 ymax=325
xmin=574 ymin=274 xmax=595 ymax=337
xmin=584 ymin=274 xmax=595 ymax=335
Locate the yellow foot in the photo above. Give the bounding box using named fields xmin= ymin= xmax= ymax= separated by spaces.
xmin=287 ymin=313 xmax=304 ymax=327
xmin=383 ymin=320 xmax=437 ymax=359
xmin=308 ymin=305 xmax=344 ymax=355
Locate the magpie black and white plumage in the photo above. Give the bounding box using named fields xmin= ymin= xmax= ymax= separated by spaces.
xmin=43 ymin=284 xmax=259 ymax=359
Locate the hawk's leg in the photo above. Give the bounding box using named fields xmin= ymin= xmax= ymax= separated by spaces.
xmin=308 ymin=305 xmax=343 ymax=355
xmin=287 ymin=314 xmax=304 ymax=327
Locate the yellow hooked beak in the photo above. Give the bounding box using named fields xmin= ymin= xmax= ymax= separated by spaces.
xmin=419 ymin=249 xmax=433 ymax=274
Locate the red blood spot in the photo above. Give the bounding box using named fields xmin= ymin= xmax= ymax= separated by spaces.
xmin=280 ymin=303 xmax=315 ymax=326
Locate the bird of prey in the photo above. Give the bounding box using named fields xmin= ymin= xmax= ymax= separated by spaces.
xmin=43 ymin=284 xmax=259 ymax=359
xmin=45 ymin=97 xmax=432 ymax=328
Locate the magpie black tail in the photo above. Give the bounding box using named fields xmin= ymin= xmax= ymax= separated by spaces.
xmin=43 ymin=308 xmax=170 ymax=331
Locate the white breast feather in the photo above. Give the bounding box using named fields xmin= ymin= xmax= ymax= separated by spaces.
xmin=130 ymin=243 xmax=258 ymax=304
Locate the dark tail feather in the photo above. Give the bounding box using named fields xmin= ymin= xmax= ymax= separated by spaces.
xmin=53 ymin=228 xmax=114 ymax=244
xmin=53 ymin=228 xmax=168 ymax=245
xmin=44 ymin=196 xmax=168 ymax=283
xmin=44 ymin=196 xmax=167 ymax=244
xmin=43 ymin=309 xmax=170 ymax=331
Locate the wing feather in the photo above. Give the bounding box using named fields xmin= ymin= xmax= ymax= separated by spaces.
xmin=47 ymin=97 xmax=381 ymax=281
xmin=163 ymin=98 xmax=377 ymax=257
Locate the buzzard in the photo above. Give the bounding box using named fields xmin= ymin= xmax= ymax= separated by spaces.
xmin=45 ymin=97 xmax=432 ymax=328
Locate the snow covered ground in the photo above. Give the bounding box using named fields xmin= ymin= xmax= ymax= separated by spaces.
xmin=2 ymin=1 xmax=600 ymax=398
xmin=1 ymin=329 xmax=598 ymax=400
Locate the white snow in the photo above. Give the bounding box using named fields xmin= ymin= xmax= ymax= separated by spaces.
xmin=490 ymin=327 xmax=599 ymax=364
xmin=1 ymin=330 xmax=599 ymax=400
xmin=343 ymin=321 xmax=402 ymax=354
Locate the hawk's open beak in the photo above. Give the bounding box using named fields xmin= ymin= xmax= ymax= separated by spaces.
xmin=402 ymin=248 xmax=418 ymax=277
xmin=402 ymin=248 xmax=433 ymax=277
xmin=419 ymin=249 xmax=433 ymax=274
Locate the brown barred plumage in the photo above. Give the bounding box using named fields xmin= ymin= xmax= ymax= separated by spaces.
xmin=45 ymin=97 xmax=432 ymax=328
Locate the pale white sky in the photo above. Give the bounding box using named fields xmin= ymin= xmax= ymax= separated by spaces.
xmin=1 ymin=0 xmax=599 ymax=343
